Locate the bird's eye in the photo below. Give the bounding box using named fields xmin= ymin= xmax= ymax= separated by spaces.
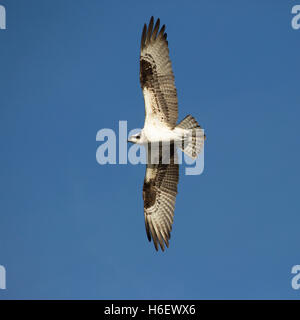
xmin=136 ymin=135 xmax=140 ymax=139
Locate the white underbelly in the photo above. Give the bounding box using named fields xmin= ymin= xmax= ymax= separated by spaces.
xmin=143 ymin=120 xmax=181 ymax=142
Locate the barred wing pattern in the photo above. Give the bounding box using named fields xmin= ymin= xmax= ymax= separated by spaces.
xmin=140 ymin=17 xmax=178 ymax=128
xmin=143 ymin=144 xmax=179 ymax=251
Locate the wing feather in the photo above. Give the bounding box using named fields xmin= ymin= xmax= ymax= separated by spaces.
xmin=140 ymin=17 xmax=178 ymax=128
xmin=143 ymin=143 xmax=179 ymax=251
xmin=151 ymin=18 xmax=160 ymax=41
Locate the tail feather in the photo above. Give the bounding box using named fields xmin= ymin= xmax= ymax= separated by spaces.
xmin=177 ymin=115 xmax=200 ymax=130
xmin=176 ymin=115 xmax=205 ymax=159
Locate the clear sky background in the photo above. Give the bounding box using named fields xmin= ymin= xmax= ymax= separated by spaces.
xmin=0 ymin=0 xmax=300 ymax=299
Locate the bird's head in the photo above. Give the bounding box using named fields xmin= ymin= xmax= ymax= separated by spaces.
xmin=128 ymin=132 xmax=143 ymax=144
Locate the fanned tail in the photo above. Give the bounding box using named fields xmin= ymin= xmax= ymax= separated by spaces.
xmin=176 ymin=115 xmax=205 ymax=159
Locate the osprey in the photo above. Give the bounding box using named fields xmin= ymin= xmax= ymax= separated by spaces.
xmin=128 ymin=17 xmax=205 ymax=251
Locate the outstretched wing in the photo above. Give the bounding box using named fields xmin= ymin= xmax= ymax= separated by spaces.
xmin=140 ymin=17 xmax=178 ymax=128
xmin=143 ymin=144 xmax=179 ymax=251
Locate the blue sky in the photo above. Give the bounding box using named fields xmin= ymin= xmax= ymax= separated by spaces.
xmin=0 ymin=0 xmax=300 ymax=299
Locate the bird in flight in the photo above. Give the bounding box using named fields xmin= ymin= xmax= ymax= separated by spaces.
xmin=128 ymin=17 xmax=205 ymax=251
